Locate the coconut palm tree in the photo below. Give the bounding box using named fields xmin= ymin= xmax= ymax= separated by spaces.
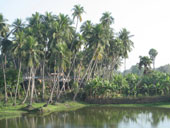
xmin=0 ymin=13 xmax=9 ymax=38
xmin=100 ymin=12 xmax=114 ymax=27
xmin=1 ymin=39 xmax=12 ymax=104
xmin=55 ymin=42 xmax=72 ymax=100
xmin=0 ymin=13 xmax=10 ymax=103
xmin=80 ymin=20 xmax=93 ymax=42
xmin=46 ymin=14 xmax=74 ymax=104
xmin=119 ymin=28 xmax=134 ymax=71
xmin=149 ymin=48 xmax=158 ymax=69
xmin=22 ymin=36 xmax=42 ymax=106
xmin=80 ymin=23 xmax=109 ymax=89
xmin=72 ymin=4 xmax=85 ymax=31
xmin=12 ymin=31 xmax=25 ymax=105
xmin=138 ymin=56 xmax=152 ymax=74
xmin=12 ymin=18 xmax=25 ymax=34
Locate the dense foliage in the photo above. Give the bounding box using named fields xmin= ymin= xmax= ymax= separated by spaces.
xmin=0 ymin=5 xmax=134 ymax=105
xmin=1 ymin=5 xmax=167 ymax=106
xmin=85 ymin=71 xmax=170 ymax=98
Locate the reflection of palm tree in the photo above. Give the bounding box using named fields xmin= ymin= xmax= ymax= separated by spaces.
xmin=2 ymin=107 xmax=170 ymax=128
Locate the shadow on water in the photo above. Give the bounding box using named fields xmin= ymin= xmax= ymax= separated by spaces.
xmin=1 ymin=106 xmax=170 ymax=128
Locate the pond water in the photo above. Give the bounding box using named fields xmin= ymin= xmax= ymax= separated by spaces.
xmin=1 ymin=106 xmax=170 ymax=128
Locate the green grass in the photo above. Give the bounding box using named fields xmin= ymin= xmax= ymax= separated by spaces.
xmin=0 ymin=103 xmax=27 ymax=120
xmin=1 ymin=101 xmax=170 ymax=120
xmin=93 ymin=102 xmax=170 ymax=108
xmin=0 ymin=101 xmax=87 ymax=120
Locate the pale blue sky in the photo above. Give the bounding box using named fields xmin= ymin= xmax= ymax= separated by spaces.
xmin=1 ymin=0 xmax=170 ymax=70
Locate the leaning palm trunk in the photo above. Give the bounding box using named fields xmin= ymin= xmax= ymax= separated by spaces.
xmin=73 ymin=66 xmax=81 ymax=101
xmin=79 ymin=47 xmax=98 ymax=87
xmin=14 ymin=61 xmax=21 ymax=106
xmin=56 ymin=52 xmax=79 ymax=101
xmin=46 ymin=70 xmax=57 ymax=105
xmin=56 ymin=71 xmax=65 ymax=101
xmin=22 ymin=69 xmax=31 ymax=104
xmin=86 ymin=59 xmax=98 ymax=81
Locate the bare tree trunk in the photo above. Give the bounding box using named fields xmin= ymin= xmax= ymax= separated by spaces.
xmin=14 ymin=61 xmax=22 ymax=106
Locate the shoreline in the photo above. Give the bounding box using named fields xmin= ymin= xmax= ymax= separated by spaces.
xmin=1 ymin=101 xmax=170 ymax=120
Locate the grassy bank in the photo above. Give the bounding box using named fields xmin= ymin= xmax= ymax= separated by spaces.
xmin=1 ymin=101 xmax=170 ymax=120
xmin=0 ymin=101 xmax=87 ymax=120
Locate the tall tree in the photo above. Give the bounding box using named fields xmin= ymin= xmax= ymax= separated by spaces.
xmin=119 ymin=28 xmax=134 ymax=71
xmin=72 ymin=4 xmax=85 ymax=31
xmin=23 ymin=36 xmax=42 ymax=106
xmin=100 ymin=12 xmax=114 ymax=27
xmin=0 ymin=13 xmax=9 ymax=38
xmin=149 ymin=48 xmax=158 ymax=69
xmin=12 ymin=18 xmax=25 ymax=34
xmin=138 ymin=56 xmax=152 ymax=74
xmin=0 ymin=13 xmax=10 ymax=103
xmin=12 ymin=31 xmax=25 ymax=105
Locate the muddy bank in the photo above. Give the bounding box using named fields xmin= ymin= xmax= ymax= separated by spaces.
xmin=85 ymin=96 xmax=170 ymax=104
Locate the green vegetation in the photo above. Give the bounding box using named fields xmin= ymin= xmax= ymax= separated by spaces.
xmin=0 ymin=101 xmax=86 ymax=119
xmin=1 ymin=101 xmax=170 ymax=120
xmin=0 ymin=4 xmax=170 ymax=121
xmin=0 ymin=4 xmax=134 ymax=106
xmin=85 ymin=71 xmax=170 ymax=98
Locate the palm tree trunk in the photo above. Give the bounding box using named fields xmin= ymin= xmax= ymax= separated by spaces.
xmin=76 ymin=17 xmax=78 ymax=32
xmin=153 ymin=59 xmax=155 ymax=70
xmin=80 ymin=47 xmax=98 ymax=87
xmin=2 ymin=55 xmax=8 ymax=103
xmin=56 ymin=71 xmax=65 ymax=101
xmin=87 ymin=59 xmax=98 ymax=81
xmin=22 ymin=69 xmax=31 ymax=104
xmin=42 ymin=61 xmax=45 ymax=100
xmin=73 ymin=65 xmax=81 ymax=101
xmin=46 ymin=70 xmax=57 ymax=105
xmin=14 ymin=61 xmax=22 ymax=106
xmin=124 ymin=59 xmax=126 ymax=72
xmin=30 ymin=67 xmax=35 ymax=105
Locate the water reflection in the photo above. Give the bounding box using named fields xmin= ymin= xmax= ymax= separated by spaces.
xmin=1 ymin=107 xmax=170 ymax=128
